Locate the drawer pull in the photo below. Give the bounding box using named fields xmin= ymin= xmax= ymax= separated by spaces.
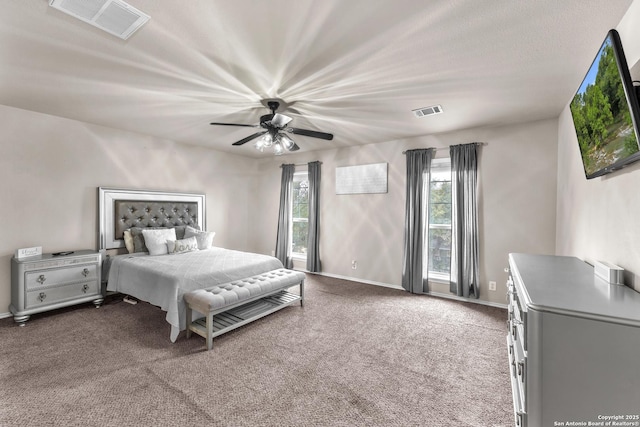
xmin=517 ymin=360 xmax=525 ymax=377
xmin=82 ymin=284 xmax=89 ymax=293
xmin=37 ymin=275 xmax=46 ymax=284
xmin=38 ymin=292 xmax=46 ymax=302
xmin=511 ymin=319 xmax=523 ymax=339
xmin=82 ymin=268 xmax=90 ymax=277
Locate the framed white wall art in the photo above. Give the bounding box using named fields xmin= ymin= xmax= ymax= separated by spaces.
xmin=335 ymin=163 xmax=388 ymax=195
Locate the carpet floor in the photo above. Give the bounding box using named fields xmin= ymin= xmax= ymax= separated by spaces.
xmin=0 ymin=274 xmax=512 ymax=426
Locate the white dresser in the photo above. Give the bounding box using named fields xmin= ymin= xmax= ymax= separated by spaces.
xmin=10 ymin=250 xmax=103 ymax=325
xmin=507 ymin=253 xmax=640 ymax=426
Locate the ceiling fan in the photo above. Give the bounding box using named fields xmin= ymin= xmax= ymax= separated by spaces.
xmin=210 ymin=100 xmax=333 ymax=155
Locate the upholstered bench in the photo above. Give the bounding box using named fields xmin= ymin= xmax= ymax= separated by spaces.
xmin=184 ymin=269 xmax=305 ymax=350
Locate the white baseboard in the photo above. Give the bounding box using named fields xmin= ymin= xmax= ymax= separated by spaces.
xmin=424 ymin=291 xmax=507 ymax=309
xmin=306 ymin=271 xmax=507 ymax=309
xmin=304 ymin=271 xmax=404 ymax=291
xmin=0 ymin=311 xmax=12 ymax=320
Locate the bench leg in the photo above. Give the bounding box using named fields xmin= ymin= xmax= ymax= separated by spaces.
xmin=186 ymin=304 xmax=192 ymax=339
xmin=300 ymin=280 xmax=305 ymax=307
xmin=206 ymin=312 xmax=214 ymax=351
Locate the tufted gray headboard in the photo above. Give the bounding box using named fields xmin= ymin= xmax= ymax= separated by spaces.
xmin=98 ymin=187 xmax=206 ymax=251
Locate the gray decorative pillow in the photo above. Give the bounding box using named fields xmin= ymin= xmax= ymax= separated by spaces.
xmin=129 ymin=227 xmax=165 ymax=252
xmin=123 ymin=230 xmax=134 ymax=253
xmin=130 ymin=227 xmax=165 ymax=253
xmin=173 ymin=225 xmax=188 ymax=240
xmin=184 ymin=226 xmax=215 ymax=250
xmin=167 ymin=236 xmax=199 ymax=255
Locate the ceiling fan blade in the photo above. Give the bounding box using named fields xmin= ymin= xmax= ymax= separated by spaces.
xmin=232 ymin=131 xmax=267 ymax=146
xmin=271 ymin=113 xmax=292 ymax=128
xmin=210 ymin=122 xmax=258 ymax=127
xmin=289 ymin=127 xmax=334 ymax=140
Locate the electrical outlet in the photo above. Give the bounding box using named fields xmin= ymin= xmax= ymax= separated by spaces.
xmin=351 ymin=260 xmax=357 ymax=270
xmin=489 ymin=281 xmax=497 ymax=291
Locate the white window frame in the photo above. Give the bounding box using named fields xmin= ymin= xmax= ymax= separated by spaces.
xmin=427 ymin=157 xmax=452 ymax=283
xmin=291 ymin=170 xmax=309 ymax=260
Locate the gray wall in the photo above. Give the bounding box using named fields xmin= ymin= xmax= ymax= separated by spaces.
xmin=0 ymin=104 xmax=258 ymax=315
xmin=556 ymin=1 xmax=640 ymax=292
xmin=252 ymin=119 xmax=559 ymax=305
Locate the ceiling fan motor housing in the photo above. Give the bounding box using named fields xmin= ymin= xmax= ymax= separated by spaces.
xmin=267 ymin=101 xmax=280 ymax=113
xmin=260 ymin=114 xmax=275 ymax=126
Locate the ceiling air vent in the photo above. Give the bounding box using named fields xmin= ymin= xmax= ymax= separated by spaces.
xmin=49 ymin=0 xmax=150 ymax=40
xmin=412 ymin=105 xmax=443 ymax=118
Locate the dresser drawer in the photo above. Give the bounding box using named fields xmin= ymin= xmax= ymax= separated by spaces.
xmin=25 ymin=264 xmax=98 ymax=290
xmin=26 ymin=280 xmax=99 ymax=308
xmin=507 ymin=335 xmax=527 ymax=427
xmin=508 ymin=277 xmax=528 ymax=351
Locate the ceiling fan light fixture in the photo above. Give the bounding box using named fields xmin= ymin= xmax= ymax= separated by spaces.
xmin=260 ymin=132 xmax=273 ymax=147
xmin=273 ymin=140 xmax=284 ymax=156
xmin=280 ymin=133 xmax=296 ymax=151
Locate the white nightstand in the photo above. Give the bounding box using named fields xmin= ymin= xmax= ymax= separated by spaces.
xmin=10 ymin=250 xmax=103 ymax=326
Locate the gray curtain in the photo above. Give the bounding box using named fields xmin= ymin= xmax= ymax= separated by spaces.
xmin=402 ymin=148 xmax=435 ymax=294
xmin=275 ymin=164 xmax=295 ymax=269
xmin=306 ymin=161 xmax=321 ymax=272
xmin=449 ymin=143 xmax=480 ymax=298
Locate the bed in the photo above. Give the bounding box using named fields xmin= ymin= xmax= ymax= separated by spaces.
xmin=98 ymin=187 xmax=286 ymax=342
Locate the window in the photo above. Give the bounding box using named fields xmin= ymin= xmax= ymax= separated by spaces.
xmin=291 ymin=171 xmax=309 ymax=258
xmin=427 ymin=158 xmax=452 ymax=281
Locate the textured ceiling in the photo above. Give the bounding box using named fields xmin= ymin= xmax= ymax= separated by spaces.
xmin=0 ymin=0 xmax=635 ymax=157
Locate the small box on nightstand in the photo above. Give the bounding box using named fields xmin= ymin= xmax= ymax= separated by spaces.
xmin=14 ymin=246 xmax=42 ymax=259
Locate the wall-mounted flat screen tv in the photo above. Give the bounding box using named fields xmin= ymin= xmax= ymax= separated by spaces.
xmin=570 ymin=29 xmax=640 ymax=179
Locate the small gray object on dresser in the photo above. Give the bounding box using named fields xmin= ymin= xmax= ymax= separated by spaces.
xmin=506 ymin=253 xmax=640 ymax=427
xmin=10 ymin=250 xmax=103 ymax=325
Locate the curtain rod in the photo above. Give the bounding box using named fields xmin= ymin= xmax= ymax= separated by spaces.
xmin=280 ymin=161 xmax=323 ymax=168
xmin=402 ymin=142 xmax=487 ymax=155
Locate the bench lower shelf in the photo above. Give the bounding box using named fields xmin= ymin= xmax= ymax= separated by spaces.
xmin=187 ymin=290 xmax=301 ymax=349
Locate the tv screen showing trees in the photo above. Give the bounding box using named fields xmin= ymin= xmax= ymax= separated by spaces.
xmin=570 ymin=30 xmax=640 ymax=179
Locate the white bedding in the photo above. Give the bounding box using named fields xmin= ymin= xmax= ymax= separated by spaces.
xmin=106 ymin=248 xmax=283 ymax=342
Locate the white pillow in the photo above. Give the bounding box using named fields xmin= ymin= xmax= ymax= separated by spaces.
xmin=141 ymin=228 xmax=176 ymax=256
xmin=184 ymin=226 xmax=215 ymax=250
xmin=123 ymin=230 xmax=134 ymax=253
xmin=167 ymin=236 xmax=199 ymax=255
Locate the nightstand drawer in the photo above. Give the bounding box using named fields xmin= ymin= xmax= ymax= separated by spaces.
xmin=25 ymin=264 xmax=98 ymax=290
xmin=26 ymin=281 xmax=99 ymax=308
